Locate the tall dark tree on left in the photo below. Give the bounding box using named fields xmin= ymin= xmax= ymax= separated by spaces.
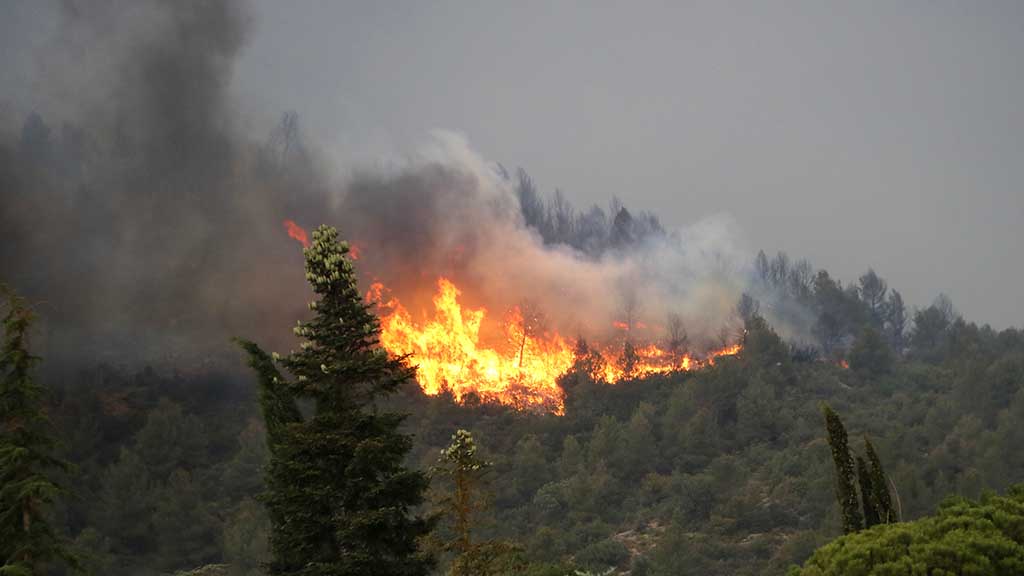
xmin=0 ymin=288 xmax=78 ymax=575
xmin=237 ymin=226 xmax=434 ymax=576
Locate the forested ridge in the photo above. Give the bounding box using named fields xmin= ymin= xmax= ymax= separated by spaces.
xmin=4 ymin=2 xmax=1021 ymax=574
xmin=9 ymin=250 xmax=1023 ymax=575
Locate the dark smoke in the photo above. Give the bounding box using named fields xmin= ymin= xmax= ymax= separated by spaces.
xmin=2 ymin=1 xmax=757 ymax=372
xmin=1 ymin=0 xmax=329 ymax=366
xmin=334 ymin=132 xmax=750 ymax=349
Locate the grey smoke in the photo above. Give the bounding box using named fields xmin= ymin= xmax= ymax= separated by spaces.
xmin=1 ymin=0 xmax=326 ymax=365
xmin=1 ymin=0 xmax=762 ymax=370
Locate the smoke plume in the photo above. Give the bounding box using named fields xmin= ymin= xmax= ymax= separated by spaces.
xmin=338 ymin=132 xmax=749 ymax=351
xmin=1 ymin=0 xmax=759 ymax=369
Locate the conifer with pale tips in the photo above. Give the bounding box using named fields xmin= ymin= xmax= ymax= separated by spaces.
xmin=236 ymin=225 xmax=433 ymax=576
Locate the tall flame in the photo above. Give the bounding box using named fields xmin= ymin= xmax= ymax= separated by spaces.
xmin=368 ymin=277 xmax=742 ymax=413
xmin=370 ymin=278 xmax=572 ymax=413
xmin=283 ymin=219 xmax=309 ymax=248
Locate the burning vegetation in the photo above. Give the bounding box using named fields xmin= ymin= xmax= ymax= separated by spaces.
xmin=287 ymin=221 xmax=741 ymax=413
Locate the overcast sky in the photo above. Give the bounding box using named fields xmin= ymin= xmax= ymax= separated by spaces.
xmin=3 ymin=1 xmax=1021 ymax=328
xmin=232 ymin=1 xmax=1023 ymax=328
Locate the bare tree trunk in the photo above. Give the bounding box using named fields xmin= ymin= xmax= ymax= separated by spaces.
xmin=519 ymin=331 xmax=527 ymax=369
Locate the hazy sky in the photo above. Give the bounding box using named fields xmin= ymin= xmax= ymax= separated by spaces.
xmin=232 ymin=1 xmax=1023 ymax=328
xmin=3 ymin=2 xmax=1021 ymax=328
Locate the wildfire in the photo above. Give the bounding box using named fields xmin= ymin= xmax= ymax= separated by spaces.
xmin=367 ymin=277 xmax=742 ymax=413
xmin=281 ymin=219 xmax=741 ymax=413
xmin=283 ymin=219 xmax=309 ymax=248
xmin=369 ymin=278 xmax=573 ymax=413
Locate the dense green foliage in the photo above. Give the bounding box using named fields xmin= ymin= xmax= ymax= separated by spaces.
xmin=788 ymin=485 xmax=1024 ymax=575
xmin=0 ymin=291 xmax=77 ymax=575
xmin=12 ymin=260 xmax=1024 ymax=575
xmin=237 ymin=226 xmax=433 ymax=576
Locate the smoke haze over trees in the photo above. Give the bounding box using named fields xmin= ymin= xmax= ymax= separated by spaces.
xmin=3 ymin=2 xmax=1023 ymax=575
xmin=0 ymin=0 xmax=742 ymax=369
xmin=4 ymin=0 xmax=1007 ymax=373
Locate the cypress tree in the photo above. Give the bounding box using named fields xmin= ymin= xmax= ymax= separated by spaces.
xmin=237 ymin=226 xmax=433 ymax=576
xmin=822 ymin=404 xmax=863 ymax=534
xmin=0 ymin=289 xmax=78 ymax=574
xmin=855 ymin=456 xmax=879 ymax=528
xmin=864 ymin=436 xmax=896 ymax=524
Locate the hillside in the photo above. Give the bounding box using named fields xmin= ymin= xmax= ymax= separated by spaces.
xmin=37 ymin=291 xmax=1024 ymax=575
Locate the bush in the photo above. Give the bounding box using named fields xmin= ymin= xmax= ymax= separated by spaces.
xmin=573 ymin=538 xmax=631 ymax=572
xmin=788 ymin=485 xmax=1024 ymax=575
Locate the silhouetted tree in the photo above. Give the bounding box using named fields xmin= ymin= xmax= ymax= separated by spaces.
xmin=547 ymin=189 xmax=575 ymax=245
xmin=858 ymin=269 xmax=888 ymax=326
xmin=515 ymin=168 xmax=547 ymax=237
xmin=609 ymin=206 xmax=635 ymax=248
xmin=754 ymin=250 xmax=771 ymax=287
xmin=737 ymin=294 xmax=761 ymax=326
xmin=769 ymin=252 xmax=790 ymax=287
xmin=617 ymin=283 xmax=641 ymax=333
xmin=884 ymin=290 xmax=907 ymax=351
xmin=666 ymin=312 xmax=689 ymax=368
xmin=515 ymin=299 xmax=547 ymax=369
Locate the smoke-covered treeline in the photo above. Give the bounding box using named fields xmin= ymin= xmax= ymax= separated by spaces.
xmin=502 ymin=167 xmax=960 ymax=362
xmin=509 ymin=167 xmax=666 ymax=259
xmin=0 ymin=0 xmax=336 ymax=366
xmin=0 ymin=0 xmax=976 ymax=380
xmin=2 ymin=0 xmax=757 ymax=368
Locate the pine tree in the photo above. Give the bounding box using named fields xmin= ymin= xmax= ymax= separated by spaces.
xmin=0 ymin=289 xmax=78 ymax=575
xmin=237 ymin=226 xmax=433 ymax=576
xmin=864 ymin=437 xmax=897 ymax=524
xmin=822 ymin=404 xmax=863 ymax=534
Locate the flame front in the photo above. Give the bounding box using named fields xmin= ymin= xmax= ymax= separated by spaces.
xmin=368 ymin=277 xmax=742 ymax=414
xmin=370 ymin=278 xmax=573 ymax=413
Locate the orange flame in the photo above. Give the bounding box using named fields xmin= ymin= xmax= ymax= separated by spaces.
xmin=367 ymin=277 xmax=742 ymax=413
xmin=369 ymin=278 xmax=572 ymax=413
xmin=283 ymin=219 xmax=309 ymax=248
xmin=349 ymin=243 xmax=361 ymax=260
